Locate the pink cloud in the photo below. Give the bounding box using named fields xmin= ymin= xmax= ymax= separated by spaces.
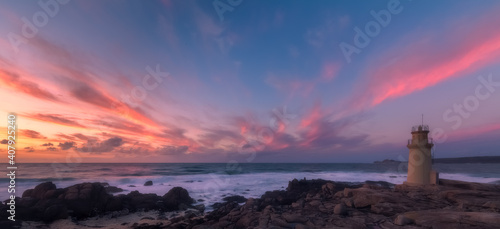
xmin=350 ymin=8 xmax=500 ymax=110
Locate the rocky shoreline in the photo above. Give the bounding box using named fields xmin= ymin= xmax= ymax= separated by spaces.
xmin=1 ymin=178 xmax=500 ymax=228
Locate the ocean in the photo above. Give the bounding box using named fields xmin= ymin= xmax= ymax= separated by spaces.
xmin=3 ymin=163 xmax=500 ymax=210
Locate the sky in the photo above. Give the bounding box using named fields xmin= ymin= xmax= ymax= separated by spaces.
xmin=0 ymin=0 xmax=499 ymax=163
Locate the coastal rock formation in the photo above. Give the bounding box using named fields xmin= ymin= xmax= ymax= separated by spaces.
xmin=170 ymin=178 xmax=500 ymax=228
xmin=2 ymin=178 xmax=500 ymax=228
xmin=1 ymin=182 xmax=196 ymax=223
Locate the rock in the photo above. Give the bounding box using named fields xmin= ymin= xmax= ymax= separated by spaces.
xmin=22 ymin=189 xmax=33 ymax=198
xmin=105 ymin=186 xmax=123 ymax=193
xmin=334 ymin=204 xmax=347 ymax=215
xmin=43 ymin=188 xmax=65 ymax=199
xmin=163 ymin=187 xmax=193 ymax=210
xmin=222 ymin=195 xmax=247 ymax=203
xmin=194 ymin=204 xmax=205 ymax=213
xmin=403 ymin=210 xmax=500 ymax=228
xmin=144 ymin=181 xmax=153 ymax=186
xmin=43 ymin=204 xmax=68 ymax=222
xmin=483 ymin=201 xmax=500 ymax=210
xmin=282 ymin=213 xmax=308 ymax=223
xmin=321 ymin=182 xmax=336 ymax=196
xmin=334 ymin=191 xmax=344 ymax=198
xmin=105 ymin=196 xmax=122 ymax=212
xmin=125 ymin=191 xmax=162 ymax=211
xmin=31 ymin=182 xmax=56 ymax=199
xmin=61 ymin=182 xmax=111 ymax=218
xmin=394 ymin=214 xmax=413 ymax=226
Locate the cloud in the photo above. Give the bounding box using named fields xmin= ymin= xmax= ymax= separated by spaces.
xmin=67 ymin=80 xmax=115 ymax=108
xmin=20 ymin=129 xmax=46 ymax=139
xmin=58 ymin=142 xmax=75 ymax=150
xmin=156 ymin=145 xmax=189 ymax=155
xmin=0 ymin=70 xmax=60 ymax=102
xmin=24 ymin=147 xmax=35 ymax=152
xmin=41 ymin=143 xmax=54 ymax=146
xmin=1 ymin=139 xmax=8 ymax=144
xmin=77 ymin=137 xmax=124 ymax=153
xmin=350 ymin=9 xmax=500 ymax=109
xmin=25 ymin=114 xmax=85 ymax=128
xmin=47 ymin=147 xmax=57 ymax=151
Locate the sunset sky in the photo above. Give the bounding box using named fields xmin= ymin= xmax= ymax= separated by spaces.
xmin=0 ymin=0 xmax=499 ymax=163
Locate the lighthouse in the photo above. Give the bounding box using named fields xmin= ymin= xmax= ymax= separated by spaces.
xmin=405 ymin=122 xmax=439 ymax=185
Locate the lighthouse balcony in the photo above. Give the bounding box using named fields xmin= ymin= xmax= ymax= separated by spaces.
xmin=411 ymin=125 xmax=429 ymax=132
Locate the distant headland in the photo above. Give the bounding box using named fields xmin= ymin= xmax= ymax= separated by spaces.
xmin=374 ymin=156 xmax=500 ymax=164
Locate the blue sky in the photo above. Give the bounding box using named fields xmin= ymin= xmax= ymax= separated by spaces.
xmin=0 ymin=0 xmax=499 ymax=162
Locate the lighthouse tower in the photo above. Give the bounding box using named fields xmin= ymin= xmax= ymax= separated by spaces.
xmin=405 ymin=123 xmax=439 ymax=185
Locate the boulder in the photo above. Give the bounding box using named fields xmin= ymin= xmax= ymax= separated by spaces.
xmin=163 ymin=187 xmax=193 ymax=210
xmin=124 ymin=191 xmax=163 ymax=211
xmin=61 ymin=182 xmax=111 ymax=218
xmin=222 ymin=195 xmax=247 ymax=203
xmin=144 ymin=181 xmax=153 ymax=186
xmin=321 ymin=182 xmax=336 ymax=196
xmin=31 ymin=182 xmax=56 ymax=199
xmin=105 ymin=186 xmax=124 ymax=193
xmin=42 ymin=204 xmax=68 ymax=222
xmin=22 ymin=189 xmax=33 ymax=198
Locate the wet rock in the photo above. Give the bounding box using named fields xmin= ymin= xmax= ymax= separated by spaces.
xmin=163 ymin=187 xmax=194 ymax=210
xmin=144 ymin=181 xmax=153 ymax=186
xmin=105 ymin=186 xmax=124 ymax=193
xmin=222 ymin=195 xmax=247 ymax=203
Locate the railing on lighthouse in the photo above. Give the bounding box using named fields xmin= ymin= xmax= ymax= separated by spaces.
xmin=411 ymin=125 xmax=429 ymax=132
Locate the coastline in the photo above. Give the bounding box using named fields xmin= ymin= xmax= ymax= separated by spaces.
xmin=1 ymin=178 xmax=500 ymax=228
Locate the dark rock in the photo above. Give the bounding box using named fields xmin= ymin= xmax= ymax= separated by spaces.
xmin=61 ymin=182 xmax=111 ymax=218
xmin=43 ymin=188 xmax=65 ymax=199
xmin=163 ymin=187 xmax=193 ymax=210
xmin=105 ymin=196 xmax=123 ymax=212
xmin=194 ymin=204 xmax=205 ymax=213
xmin=334 ymin=204 xmax=347 ymax=215
xmin=32 ymin=182 xmax=56 ymax=199
xmin=321 ymin=182 xmax=336 ymax=196
xmin=222 ymin=195 xmax=247 ymax=203
xmin=105 ymin=186 xmax=124 ymax=193
xmin=43 ymin=204 xmax=68 ymax=222
xmin=124 ymin=191 xmax=162 ymax=211
xmin=144 ymin=181 xmax=153 ymax=186
xmin=22 ymin=189 xmax=33 ymax=198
